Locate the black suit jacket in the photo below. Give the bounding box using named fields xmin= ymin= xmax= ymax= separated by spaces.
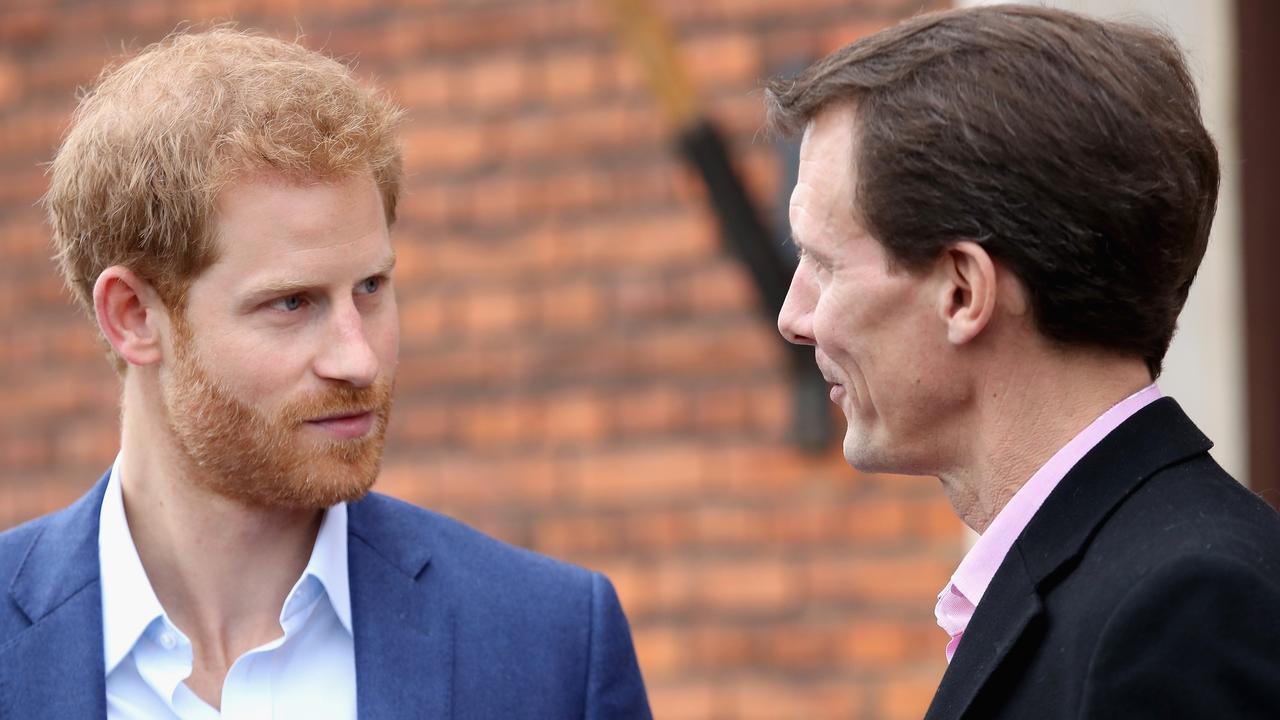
xmin=925 ymin=398 xmax=1280 ymax=719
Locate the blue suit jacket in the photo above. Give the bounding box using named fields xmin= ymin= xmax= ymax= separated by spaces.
xmin=0 ymin=473 xmax=653 ymax=719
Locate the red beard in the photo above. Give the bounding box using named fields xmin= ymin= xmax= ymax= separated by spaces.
xmin=163 ymin=322 xmax=393 ymax=510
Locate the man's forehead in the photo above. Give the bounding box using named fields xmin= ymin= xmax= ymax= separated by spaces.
xmin=801 ymin=103 xmax=857 ymax=158
xmin=792 ymin=107 xmax=857 ymax=229
xmin=197 ymin=171 xmax=392 ymax=289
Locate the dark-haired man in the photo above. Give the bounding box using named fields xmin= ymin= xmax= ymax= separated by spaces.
xmin=0 ymin=29 xmax=651 ymax=719
xmin=770 ymin=5 xmax=1280 ymax=718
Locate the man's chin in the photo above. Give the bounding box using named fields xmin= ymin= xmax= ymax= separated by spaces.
xmin=208 ymin=448 xmax=384 ymax=511
xmin=841 ymin=426 xmax=888 ymax=475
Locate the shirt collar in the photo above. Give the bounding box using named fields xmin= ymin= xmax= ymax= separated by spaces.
xmin=98 ymin=454 xmax=355 ymax=676
xmin=944 ymin=383 xmax=1163 ymax=607
xmin=300 ymin=499 xmax=352 ymax=635
xmin=99 ymin=455 xmax=167 ymax=676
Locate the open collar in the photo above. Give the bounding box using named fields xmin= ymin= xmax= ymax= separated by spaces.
xmin=925 ymin=397 xmax=1213 ymax=720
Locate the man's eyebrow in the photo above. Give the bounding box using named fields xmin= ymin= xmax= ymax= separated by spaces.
xmin=244 ymin=252 xmax=398 ymax=300
xmin=371 ymin=251 xmax=397 ymax=276
xmin=247 ymin=278 xmax=314 ymax=298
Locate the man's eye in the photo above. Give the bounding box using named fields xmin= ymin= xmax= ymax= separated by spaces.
xmin=272 ymin=294 xmax=306 ymax=312
xmin=358 ymin=277 xmax=382 ymax=295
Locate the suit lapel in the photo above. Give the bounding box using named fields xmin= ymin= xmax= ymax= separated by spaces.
xmin=925 ymin=398 xmax=1213 ymax=720
xmin=0 ymin=474 xmax=109 ymax=720
xmin=348 ymin=494 xmax=454 ymax=720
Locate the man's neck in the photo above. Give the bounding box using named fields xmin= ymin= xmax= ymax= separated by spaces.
xmin=940 ymin=350 xmax=1153 ymax=533
xmin=117 ymin=377 xmax=322 ymax=700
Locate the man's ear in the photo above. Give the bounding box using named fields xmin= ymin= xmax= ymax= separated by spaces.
xmin=93 ymin=266 xmax=165 ymax=367
xmin=937 ymin=240 xmax=998 ymax=346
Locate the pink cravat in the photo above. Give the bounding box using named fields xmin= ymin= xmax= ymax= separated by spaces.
xmin=935 ymin=384 xmax=1162 ymax=662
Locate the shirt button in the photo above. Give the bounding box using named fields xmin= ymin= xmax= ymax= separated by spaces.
xmin=159 ymin=632 xmax=176 ymax=650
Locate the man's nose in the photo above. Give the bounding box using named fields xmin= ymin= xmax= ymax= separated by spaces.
xmin=777 ymin=268 xmax=816 ymax=346
xmin=313 ymin=301 xmax=379 ymax=387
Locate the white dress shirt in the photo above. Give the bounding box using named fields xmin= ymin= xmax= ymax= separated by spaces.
xmin=98 ymin=457 xmax=357 ymax=719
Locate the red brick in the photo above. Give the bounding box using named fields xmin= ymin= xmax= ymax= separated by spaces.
xmin=690 ymin=504 xmax=761 ymax=547
xmin=843 ymin=618 xmax=943 ymax=667
xmin=911 ymin=494 xmax=969 ymax=540
xmin=0 ymin=58 xmax=22 ymax=106
xmin=647 ymin=682 xmax=719 ymax=720
xmin=0 ymin=430 xmax=52 ymax=469
xmin=610 ymin=383 xmax=689 ymax=436
xmin=634 ymin=321 xmax=784 ymax=377
xmin=542 ymin=48 xmax=601 ymax=102
xmin=684 ymin=259 xmax=757 ymax=316
xmin=836 ymin=620 xmax=915 ymax=666
xmin=697 ymin=556 xmax=799 ymax=614
xmin=454 ymin=396 xmax=540 ymax=447
xmin=0 ymin=5 xmax=54 ymax=46
xmin=566 ymin=442 xmax=705 ymax=507
xmin=387 ymin=401 xmax=453 ymax=446
xmin=728 ymin=678 xmax=862 ymax=720
xmin=540 ymin=390 xmax=609 ymax=445
xmin=557 ymin=103 xmax=628 ymax=156
xmin=499 ymin=112 xmax=562 ymax=162
xmin=632 ymin=625 xmax=686 ymax=677
xmin=805 ymin=554 xmax=955 ymax=608
xmin=611 ymin=271 xmax=680 ymax=323
xmin=453 ymin=285 xmax=529 ymax=337
xmin=1 ymin=218 xmax=53 ymax=265
xmin=53 ymin=421 xmax=118 ymax=469
xmin=622 ymin=508 xmax=692 ymax=552
xmin=398 ymin=293 xmax=447 ymax=342
xmin=820 ymin=18 xmax=897 ymax=56
xmin=4 ymin=373 xmax=117 ymax=426
xmin=701 ymin=442 xmax=843 ymax=497
xmin=195 ymin=0 xmax=252 ymax=17
xmin=760 ymin=624 xmax=835 ymax=668
xmin=684 ymin=32 xmax=762 ymax=88
xmin=381 ymin=451 xmax=560 ymax=509
xmin=691 ymin=383 xmax=753 ymax=432
xmin=601 ymin=50 xmax=649 ymax=96
xmin=691 ymin=622 xmax=755 ymax=668
xmin=455 ymin=53 xmax=529 ymax=113
xmin=398 ymin=63 xmax=456 ymax=110
xmin=531 ymin=513 xmax=617 ymax=557
xmin=745 ymin=379 xmax=791 ymax=434
xmin=403 ymin=121 xmax=490 ymax=173
xmin=578 ymin=209 xmax=719 ymax=267
xmin=879 ymin=671 xmax=945 ymax=720
xmin=537 ymin=278 xmax=606 ymax=333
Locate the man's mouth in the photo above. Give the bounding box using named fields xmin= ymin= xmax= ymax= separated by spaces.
xmin=305 ymin=410 xmax=376 ymax=440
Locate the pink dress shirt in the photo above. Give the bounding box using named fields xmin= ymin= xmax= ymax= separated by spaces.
xmin=934 ymin=384 xmax=1162 ymax=662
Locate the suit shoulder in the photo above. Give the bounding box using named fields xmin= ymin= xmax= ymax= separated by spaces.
xmin=1067 ymin=454 xmax=1280 ymax=613
xmin=1116 ymin=454 xmax=1280 ymax=557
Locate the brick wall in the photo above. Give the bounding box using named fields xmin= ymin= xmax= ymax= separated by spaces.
xmin=0 ymin=0 xmax=961 ymax=717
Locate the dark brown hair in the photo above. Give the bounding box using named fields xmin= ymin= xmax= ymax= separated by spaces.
xmin=765 ymin=4 xmax=1219 ymax=377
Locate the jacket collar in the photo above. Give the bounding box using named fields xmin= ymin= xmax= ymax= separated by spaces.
xmin=1016 ymin=397 xmax=1211 ymax=587
xmin=1 ymin=474 xmax=456 ymax=720
xmin=346 ymin=491 xmax=454 ymax=719
xmin=0 ymin=471 xmax=110 ymax=720
xmin=925 ymin=397 xmax=1213 ymax=720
